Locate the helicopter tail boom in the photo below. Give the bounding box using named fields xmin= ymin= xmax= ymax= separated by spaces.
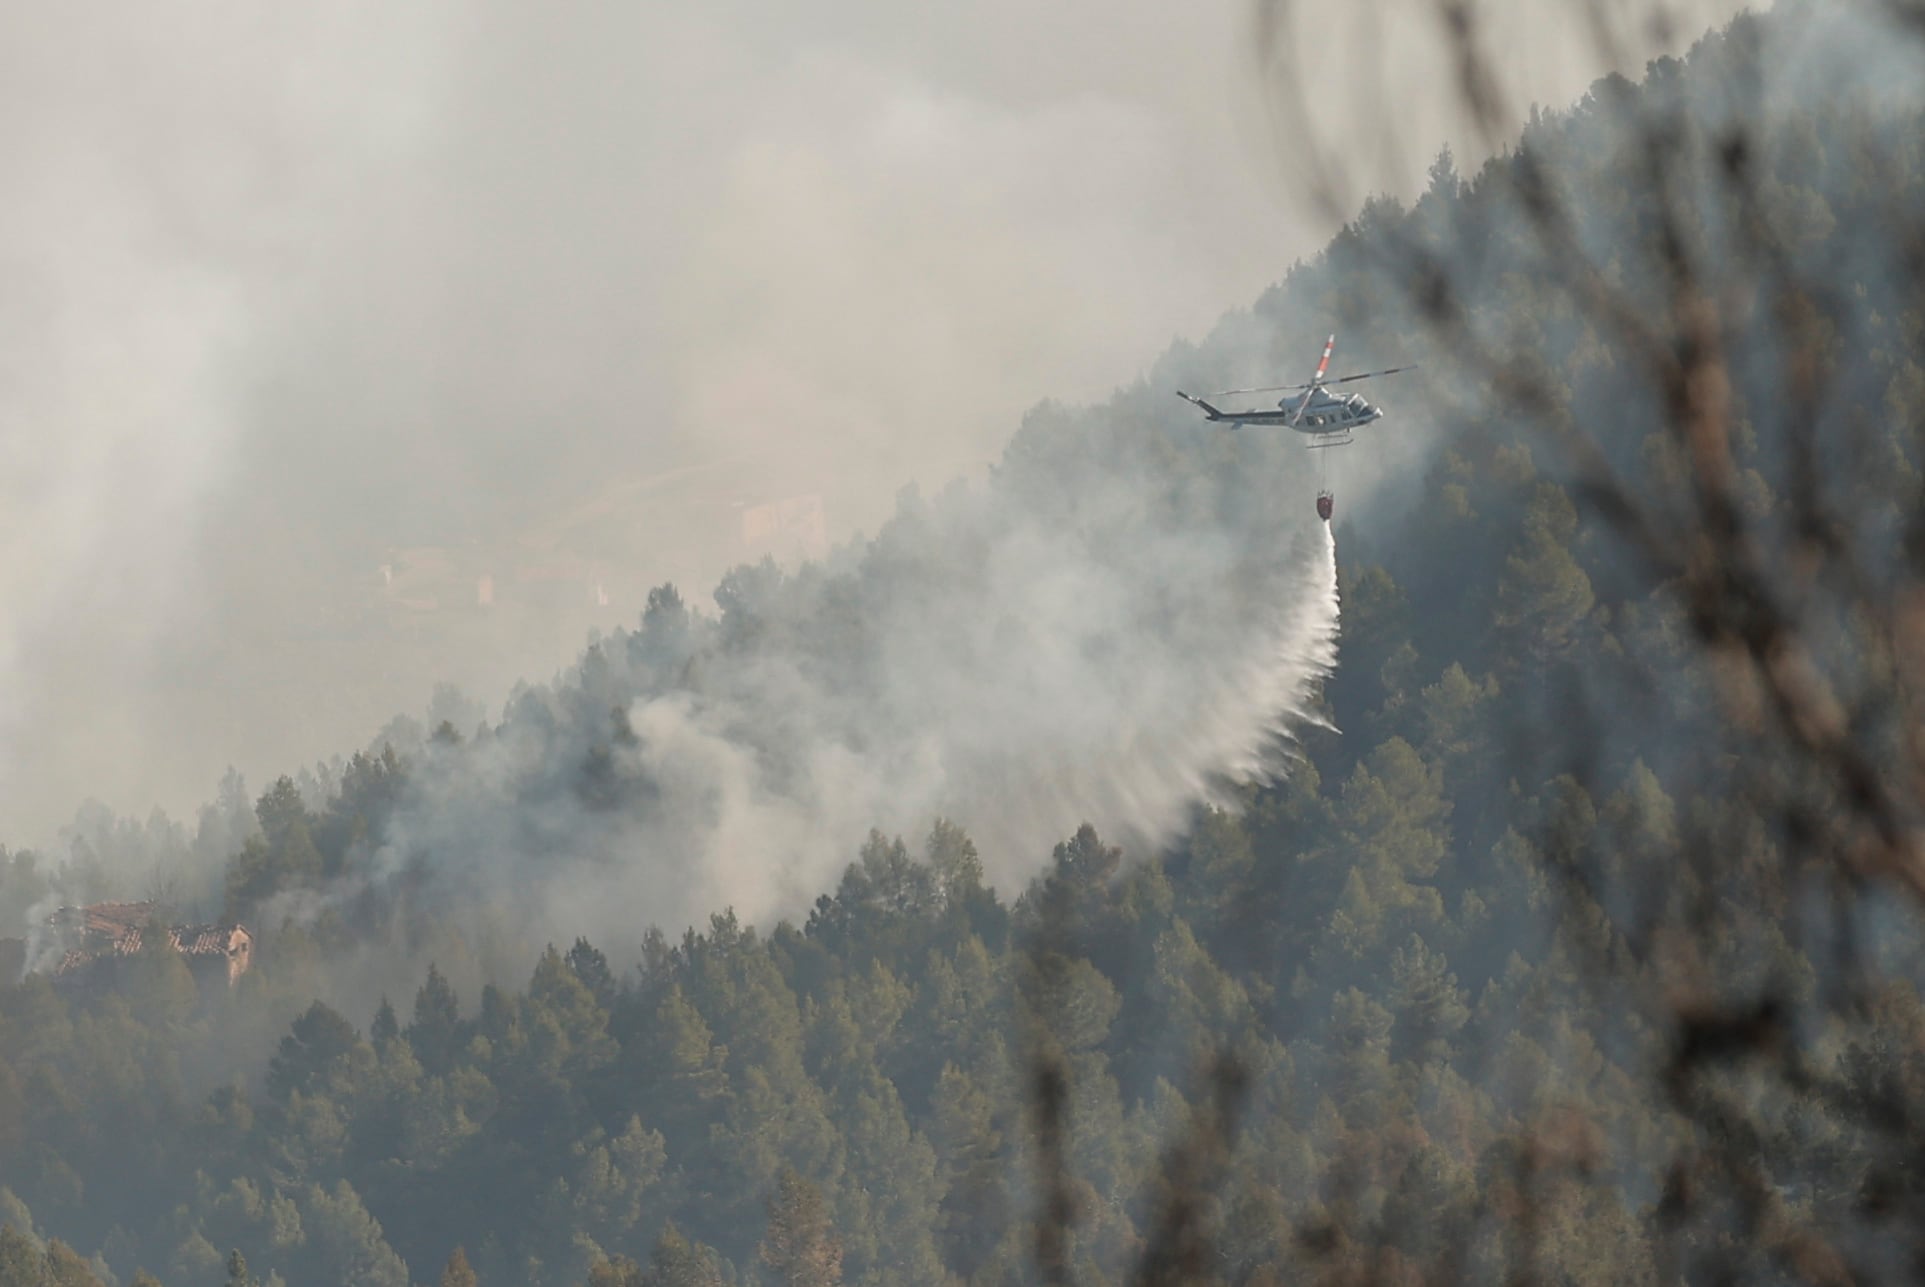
xmin=1174 ymin=391 xmax=1227 ymax=419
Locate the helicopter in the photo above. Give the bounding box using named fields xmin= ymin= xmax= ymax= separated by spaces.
xmin=1175 ymin=335 xmax=1416 ymax=519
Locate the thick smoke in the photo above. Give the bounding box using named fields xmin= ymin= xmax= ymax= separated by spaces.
xmin=352 ymin=412 xmax=1343 ymax=961
xmin=0 ymin=0 xmax=1749 ymax=847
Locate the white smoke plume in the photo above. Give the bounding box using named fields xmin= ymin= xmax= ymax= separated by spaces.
xmin=345 ymin=409 xmax=1344 ymax=966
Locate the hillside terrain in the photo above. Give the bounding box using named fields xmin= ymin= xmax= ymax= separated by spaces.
xmin=4 ymin=7 xmax=1925 ymax=1284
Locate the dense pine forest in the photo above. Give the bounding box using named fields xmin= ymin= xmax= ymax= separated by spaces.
xmin=6 ymin=6 xmax=1925 ymax=1283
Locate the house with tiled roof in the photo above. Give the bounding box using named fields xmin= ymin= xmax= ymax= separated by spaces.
xmin=44 ymin=902 xmax=253 ymax=990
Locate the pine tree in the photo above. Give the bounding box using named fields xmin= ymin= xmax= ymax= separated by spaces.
xmin=929 ymin=1064 xmax=1009 ymax=1279
xmin=268 ymin=1002 xmax=363 ymax=1100
xmin=42 ymin=1242 xmax=103 ymax=1287
xmin=586 ymin=1256 xmax=642 ymax=1287
xmin=0 ymin=1226 xmax=47 ymax=1287
xmin=1426 ymin=143 xmax=1461 ymax=199
xmin=254 ymin=776 xmax=311 ymax=850
xmin=836 ymin=1085 xmax=945 ymax=1283
xmin=371 ymin=996 xmax=400 ymax=1047
xmin=567 ymin=937 xmax=618 ymax=1011
xmin=408 ymin=964 xmax=463 ymax=1074
xmin=438 ymin=1246 xmax=478 ymax=1287
xmin=625 ymin=985 xmax=729 ymax=1160
xmin=1388 ymin=936 xmax=1470 ymax=1064
xmin=759 ymin=1169 xmax=842 ymax=1287
xmin=299 ymin=1181 xmax=409 ymax=1287
xmin=640 ymin=1224 xmax=724 ymax=1287
xmin=226 ymin=1248 xmax=260 ymax=1287
xmin=926 ymin=818 xmax=984 ymax=910
xmin=1496 ymin=483 xmax=1595 ymax=658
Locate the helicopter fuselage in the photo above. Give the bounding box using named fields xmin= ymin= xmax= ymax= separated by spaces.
xmin=1205 ymin=391 xmax=1383 ymax=433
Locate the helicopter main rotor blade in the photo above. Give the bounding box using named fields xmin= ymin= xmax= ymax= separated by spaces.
xmin=1203 ymin=365 xmax=1416 ymax=397
xmin=1202 ymin=382 xmax=1316 ymax=397
xmin=1325 ymin=364 xmax=1419 ymax=385
xmin=1208 ymin=335 xmax=1337 ymax=397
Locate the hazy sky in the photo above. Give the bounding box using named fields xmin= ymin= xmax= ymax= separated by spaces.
xmin=0 ymin=0 xmax=1751 ymax=844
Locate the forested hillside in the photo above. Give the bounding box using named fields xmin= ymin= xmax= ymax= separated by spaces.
xmin=5 ymin=6 xmax=1925 ymax=1283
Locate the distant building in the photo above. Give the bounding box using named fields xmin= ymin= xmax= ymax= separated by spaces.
xmin=170 ymin=924 xmax=257 ymax=988
xmin=44 ymin=902 xmax=253 ymax=991
xmin=381 ymin=546 xmax=457 ymax=612
xmin=741 ymin=493 xmax=829 ymax=563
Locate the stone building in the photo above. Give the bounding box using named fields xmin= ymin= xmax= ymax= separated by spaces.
xmin=44 ymin=902 xmax=253 ymax=990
